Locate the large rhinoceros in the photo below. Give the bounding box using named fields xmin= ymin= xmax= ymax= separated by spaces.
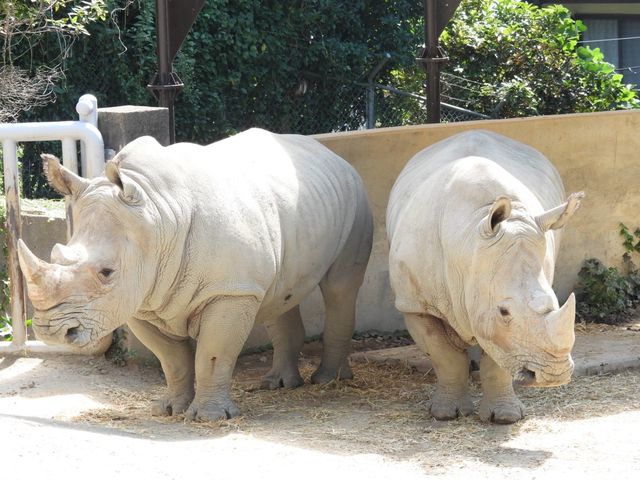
xmin=386 ymin=130 xmax=583 ymax=424
xmin=18 ymin=128 xmax=373 ymax=421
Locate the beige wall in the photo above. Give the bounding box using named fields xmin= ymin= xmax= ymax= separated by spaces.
xmin=307 ymin=110 xmax=640 ymax=334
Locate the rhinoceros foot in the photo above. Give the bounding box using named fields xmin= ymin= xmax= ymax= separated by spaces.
xmin=260 ymin=369 xmax=304 ymax=390
xmin=479 ymin=396 xmax=525 ymax=424
xmin=151 ymin=390 xmax=194 ymax=417
xmin=185 ymin=396 xmax=240 ymax=422
xmin=310 ymin=362 xmax=353 ymax=384
xmin=428 ymin=389 xmax=474 ymax=420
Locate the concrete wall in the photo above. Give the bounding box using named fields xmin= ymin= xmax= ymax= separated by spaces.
xmin=305 ymin=110 xmax=640 ymax=335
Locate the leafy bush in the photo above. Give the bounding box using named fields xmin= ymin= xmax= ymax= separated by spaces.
xmin=576 ymin=224 xmax=640 ymax=324
xmin=391 ymin=0 xmax=639 ymax=118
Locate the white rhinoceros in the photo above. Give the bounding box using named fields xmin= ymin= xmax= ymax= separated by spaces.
xmin=18 ymin=128 xmax=373 ymax=421
xmin=387 ymin=130 xmax=583 ymax=424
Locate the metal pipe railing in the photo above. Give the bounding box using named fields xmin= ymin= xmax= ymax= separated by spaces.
xmin=0 ymin=95 xmax=105 ymax=350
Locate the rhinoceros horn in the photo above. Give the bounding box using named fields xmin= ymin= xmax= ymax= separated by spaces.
xmin=545 ymin=293 xmax=576 ymax=352
xmin=18 ymin=239 xmax=66 ymax=309
xmin=536 ymin=192 xmax=585 ymax=231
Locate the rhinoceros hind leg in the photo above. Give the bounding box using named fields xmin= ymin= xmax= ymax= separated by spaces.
xmin=405 ymin=313 xmax=473 ymax=420
xmin=478 ymin=353 xmax=525 ymax=424
xmin=126 ymin=317 xmax=195 ymax=417
xmin=312 ymin=203 xmax=372 ymax=384
xmin=261 ymin=305 xmax=305 ymax=389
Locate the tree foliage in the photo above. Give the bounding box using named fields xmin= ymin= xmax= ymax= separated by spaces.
xmin=0 ymin=0 xmax=107 ymax=121
xmin=438 ymin=0 xmax=639 ymax=117
xmin=6 ymin=0 xmax=640 ymax=198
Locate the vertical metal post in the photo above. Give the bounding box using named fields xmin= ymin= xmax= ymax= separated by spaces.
xmin=365 ymin=53 xmax=392 ymax=129
xmin=2 ymin=139 xmax=26 ymax=347
xmin=366 ymin=86 xmax=376 ymax=130
xmin=416 ymin=0 xmax=447 ymax=124
xmin=147 ymin=0 xmax=183 ymax=144
xmin=76 ymin=94 xmax=98 ymax=176
xmin=61 ymin=138 xmax=78 ymax=175
xmin=425 ymin=0 xmax=440 ymax=123
xmin=155 ymin=0 xmax=175 ymax=143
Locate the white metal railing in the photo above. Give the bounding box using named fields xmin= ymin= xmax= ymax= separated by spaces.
xmin=0 ymin=94 xmax=105 ymax=352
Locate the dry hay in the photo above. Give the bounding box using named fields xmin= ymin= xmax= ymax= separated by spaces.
xmin=70 ymin=352 xmax=640 ymax=468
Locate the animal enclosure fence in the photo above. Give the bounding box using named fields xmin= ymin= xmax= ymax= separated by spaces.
xmin=281 ymin=73 xmax=490 ymax=135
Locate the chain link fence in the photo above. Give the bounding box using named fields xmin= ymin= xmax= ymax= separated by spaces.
xmin=279 ymin=74 xmax=490 ymax=135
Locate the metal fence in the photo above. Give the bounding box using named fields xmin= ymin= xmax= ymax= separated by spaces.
xmin=281 ymin=74 xmax=490 ymax=135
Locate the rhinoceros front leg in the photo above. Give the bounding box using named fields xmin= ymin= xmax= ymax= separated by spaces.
xmin=478 ymin=353 xmax=525 ymax=424
xmin=185 ymin=296 xmax=259 ymax=422
xmin=261 ymin=305 xmax=305 ymax=389
xmin=405 ymin=313 xmax=473 ymax=420
xmin=126 ymin=317 xmax=195 ymax=416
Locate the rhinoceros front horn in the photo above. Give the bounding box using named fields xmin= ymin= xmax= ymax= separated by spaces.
xmin=545 ymin=293 xmax=576 ymax=353
xmin=17 ymin=239 xmax=59 ymax=307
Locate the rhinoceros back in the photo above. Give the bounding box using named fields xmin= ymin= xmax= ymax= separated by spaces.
xmin=387 ymin=130 xmax=565 ymax=238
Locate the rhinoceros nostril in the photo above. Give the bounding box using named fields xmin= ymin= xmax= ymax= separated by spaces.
xmin=65 ymin=326 xmax=80 ymax=343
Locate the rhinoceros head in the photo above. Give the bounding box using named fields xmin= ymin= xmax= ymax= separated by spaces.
xmin=465 ymin=192 xmax=584 ymax=387
xmin=18 ymin=154 xmax=158 ymax=348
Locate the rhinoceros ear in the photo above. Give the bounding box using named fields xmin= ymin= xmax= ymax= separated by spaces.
xmin=105 ymin=160 xmax=145 ymax=206
xmin=536 ymin=192 xmax=585 ymax=231
xmin=41 ymin=154 xmax=89 ymax=197
xmin=481 ymin=196 xmax=512 ymax=237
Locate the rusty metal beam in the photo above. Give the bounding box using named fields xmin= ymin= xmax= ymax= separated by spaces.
xmin=415 ymin=0 xmax=461 ymax=124
xmin=148 ymin=0 xmax=205 ymax=143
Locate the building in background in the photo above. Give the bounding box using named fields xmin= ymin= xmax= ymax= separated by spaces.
xmin=528 ymin=1 xmax=640 ymax=88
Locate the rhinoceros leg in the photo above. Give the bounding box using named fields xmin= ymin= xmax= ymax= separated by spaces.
xmin=185 ymin=296 xmax=260 ymax=422
xmin=478 ymin=353 xmax=525 ymax=424
xmin=127 ymin=317 xmax=195 ymax=416
xmin=405 ymin=313 xmax=473 ymax=420
xmin=311 ymin=213 xmax=371 ymax=384
xmin=260 ymin=305 xmax=305 ymax=389
xmin=311 ymin=279 xmax=356 ymax=384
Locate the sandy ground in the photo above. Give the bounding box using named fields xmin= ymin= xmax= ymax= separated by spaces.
xmin=2 ymin=342 xmax=640 ymax=480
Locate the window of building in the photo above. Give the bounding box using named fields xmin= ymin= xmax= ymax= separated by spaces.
xmin=580 ymin=16 xmax=640 ymax=88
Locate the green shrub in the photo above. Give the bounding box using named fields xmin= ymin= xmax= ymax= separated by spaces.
xmin=576 ymin=224 xmax=640 ymax=324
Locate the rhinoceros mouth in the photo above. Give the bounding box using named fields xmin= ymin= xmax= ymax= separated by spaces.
xmin=513 ymin=361 xmax=574 ymax=388
xmin=514 ymin=367 xmax=537 ymax=386
xmin=32 ymin=316 xmax=95 ymax=348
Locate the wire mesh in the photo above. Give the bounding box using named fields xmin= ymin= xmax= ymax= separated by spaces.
xmin=277 ymin=75 xmax=490 ymax=135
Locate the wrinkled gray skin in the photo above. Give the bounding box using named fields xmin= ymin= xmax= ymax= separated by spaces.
xmin=387 ymin=130 xmax=583 ymax=424
xmin=18 ymin=128 xmax=373 ymax=421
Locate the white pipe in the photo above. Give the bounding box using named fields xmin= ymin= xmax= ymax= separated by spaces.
xmin=0 ymin=121 xmax=105 ymax=178
xmin=2 ymin=139 xmax=27 ymax=347
xmin=76 ymin=94 xmax=98 ymax=126
xmin=61 ymin=138 xmax=78 ymax=175
xmin=76 ymin=94 xmax=98 ymax=177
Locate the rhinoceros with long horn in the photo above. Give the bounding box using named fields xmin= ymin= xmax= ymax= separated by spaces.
xmin=386 ymin=130 xmax=583 ymax=424
xmin=18 ymin=128 xmax=373 ymax=421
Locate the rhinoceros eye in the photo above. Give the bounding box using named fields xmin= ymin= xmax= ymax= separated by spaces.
xmin=499 ymin=307 xmax=510 ymax=317
xmin=99 ymin=268 xmax=114 ymax=280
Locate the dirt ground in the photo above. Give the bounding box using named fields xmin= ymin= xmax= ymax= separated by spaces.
xmin=2 ymin=339 xmax=640 ymax=479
